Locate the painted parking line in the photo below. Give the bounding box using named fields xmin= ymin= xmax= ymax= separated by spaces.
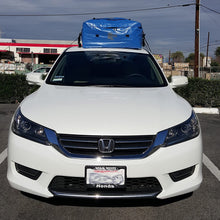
xmin=0 ymin=148 xmax=220 ymax=182
xmin=0 ymin=148 xmax=7 ymax=164
xmin=193 ymin=107 xmax=219 ymax=115
xmin=203 ymin=153 xmax=220 ymax=182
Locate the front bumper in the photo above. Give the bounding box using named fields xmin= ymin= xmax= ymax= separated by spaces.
xmin=7 ymin=131 xmax=203 ymax=199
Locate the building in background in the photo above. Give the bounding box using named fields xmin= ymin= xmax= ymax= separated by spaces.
xmin=202 ymin=56 xmax=211 ymax=68
xmin=153 ymin=54 xmax=163 ymax=67
xmin=0 ymin=38 xmax=77 ymax=64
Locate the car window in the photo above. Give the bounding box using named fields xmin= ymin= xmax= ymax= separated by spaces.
xmin=33 ymin=68 xmax=50 ymax=73
xmin=34 ymin=68 xmax=45 ymax=73
xmin=47 ymin=51 xmax=167 ymax=87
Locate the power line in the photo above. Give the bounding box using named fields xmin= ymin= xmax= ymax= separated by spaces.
xmin=201 ymin=43 xmax=220 ymax=49
xmin=0 ymin=3 xmax=195 ymax=17
xmin=201 ymin=40 xmax=220 ymax=47
xmin=201 ymin=6 xmax=220 ymax=29
xmin=200 ymin=4 xmax=220 ymax=15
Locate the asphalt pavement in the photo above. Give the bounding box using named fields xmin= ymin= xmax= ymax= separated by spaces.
xmin=0 ymin=104 xmax=219 ymax=220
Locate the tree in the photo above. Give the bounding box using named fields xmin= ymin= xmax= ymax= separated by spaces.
xmin=171 ymin=51 xmax=184 ymax=63
xmin=210 ymin=60 xmax=220 ymax=72
xmin=185 ymin=53 xmax=205 ymax=66
xmin=200 ymin=53 xmax=205 ymax=59
xmin=185 ymin=53 xmax=195 ymax=63
xmin=215 ymin=47 xmax=220 ymax=64
xmin=215 ymin=47 xmax=220 ymax=57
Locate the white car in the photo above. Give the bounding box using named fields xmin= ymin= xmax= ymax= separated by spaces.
xmin=7 ymin=47 xmax=202 ymax=199
xmin=26 ymin=67 xmax=50 ymax=85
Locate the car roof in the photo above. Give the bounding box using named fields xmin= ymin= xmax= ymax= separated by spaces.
xmin=66 ymin=46 xmax=149 ymax=55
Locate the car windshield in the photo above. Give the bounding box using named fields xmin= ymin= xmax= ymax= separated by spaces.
xmin=34 ymin=68 xmax=50 ymax=73
xmin=46 ymin=51 xmax=167 ymax=87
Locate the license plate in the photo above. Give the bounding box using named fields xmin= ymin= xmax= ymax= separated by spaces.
xmin=86 ymin=166 xmax=126 ymax=189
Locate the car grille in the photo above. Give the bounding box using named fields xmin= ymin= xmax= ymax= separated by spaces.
xmin=57 ymin=134 xmax=155 ymax=158
xmin=48 ymin=176 xmax=162 ymax=195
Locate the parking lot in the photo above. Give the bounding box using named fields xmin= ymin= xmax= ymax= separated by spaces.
xmin=0 ymin=104 xmax=219 ymax=220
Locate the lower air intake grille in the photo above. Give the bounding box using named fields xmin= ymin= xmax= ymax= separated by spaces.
xmin=48 ymin=176 xmax=162 ymax=194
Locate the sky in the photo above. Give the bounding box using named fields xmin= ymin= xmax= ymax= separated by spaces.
xmin=0 ymin=0 xmax=219 ymax=60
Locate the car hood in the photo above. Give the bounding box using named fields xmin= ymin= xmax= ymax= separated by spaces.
xmin=20 ymin=84 xmax=192 ymax=135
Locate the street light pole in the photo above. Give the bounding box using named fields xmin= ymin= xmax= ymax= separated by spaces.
xmin=194 ymin=0 xmax=200 ymax=78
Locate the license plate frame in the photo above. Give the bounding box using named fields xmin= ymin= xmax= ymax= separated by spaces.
xmin=85 ymin=166 xmax=126 ymax=189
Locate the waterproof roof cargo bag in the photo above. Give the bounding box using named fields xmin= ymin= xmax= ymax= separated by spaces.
xmin=82 ymin=18 xmax=143 ymax=49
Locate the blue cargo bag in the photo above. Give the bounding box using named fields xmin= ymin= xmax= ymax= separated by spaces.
xmin=82 ymin=18 xmax=143 ymax=49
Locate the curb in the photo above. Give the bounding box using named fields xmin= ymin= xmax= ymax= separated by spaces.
xmin=193 ymin=107 xmax=219 ymax=115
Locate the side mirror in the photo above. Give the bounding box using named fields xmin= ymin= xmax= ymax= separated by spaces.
xmin=170 ymin=76 xmax=188 ymax=88
xmin=26 ymin=73 xmax=46 ymax=86
xmin=36 ymin=78 xmax=44 ymax=86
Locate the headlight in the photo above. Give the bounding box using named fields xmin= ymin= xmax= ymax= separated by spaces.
xmin=12 ymin=108 xmax=49 ymax=145
xmin=164 ymin=111 xmax=200 ymax=147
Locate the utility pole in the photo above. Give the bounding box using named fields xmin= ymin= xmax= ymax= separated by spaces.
xmin=168 ymin=50 xmax=171 ymax=64
xmin=206 ymin=32 xmax=210 ymax=67
xmin=194 ymin=0 xmax=200 ymax=78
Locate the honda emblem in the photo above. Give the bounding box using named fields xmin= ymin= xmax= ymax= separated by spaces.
xmin=98 ymin=139 xmax=115 ymax=153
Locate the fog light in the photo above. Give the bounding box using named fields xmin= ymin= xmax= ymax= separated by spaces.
xmin=169 ymin=166 xmax=195 ymax=182
xmin=15 ymin=163 xmax=42 ymax=180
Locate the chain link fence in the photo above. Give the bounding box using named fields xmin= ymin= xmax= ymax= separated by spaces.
xmin=163 ymin=65 xmax=220 ymax=80
xmin=0 ymin=63 xmax=51 ymax=74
